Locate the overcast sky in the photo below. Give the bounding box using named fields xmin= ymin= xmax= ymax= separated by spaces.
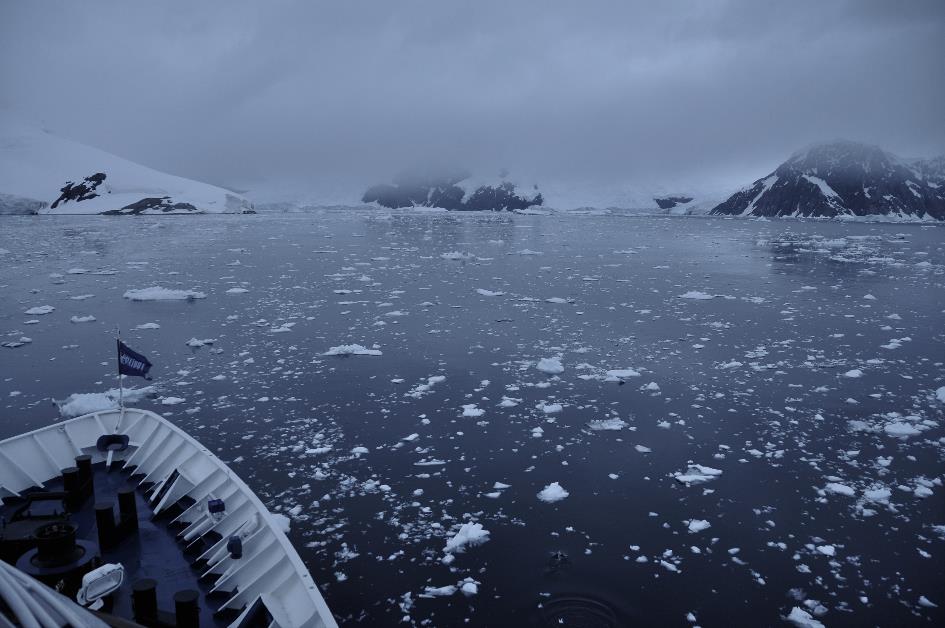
xmin=2 ymin=0 xmax=943 ymax=199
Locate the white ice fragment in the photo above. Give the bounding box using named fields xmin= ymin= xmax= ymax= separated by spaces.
xmin=443 ymin=522 xmax=490 ymax=554
xmin=123 ymin=287 xmax=206 ymax=301
xmin=537 ymin=482 xmax=569 ymax=503
xmin=536 ymin=357 xmax=564 ymax=374
xmin=687 ymin=519 xmax=711 ymax=533
xmin=323 ymin=344 xmax=382 ymax=356
xmin=24 ymin=305 xmax=55 ymax=315
xmin=674 ymin=464 xmax=723 ymax=485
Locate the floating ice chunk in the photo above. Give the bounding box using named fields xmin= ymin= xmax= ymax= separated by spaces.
xmin=70 ymin=315 xmax=96 ymax=323
xmin=531 ymin=427 xmax=544 ymax=437
xmin=863 ymin=487 xmax=891 ymax=503
xmin=459 ymin=578 xmax=479 ymax=596
xmin=58 ymin=386 xmax=154 ymax=418
xmin=351 ymin=446 xmax=369 ymax=455
xmin=884 ymin=421 xmax=922 ymax=437
xmin=918 ymin=596 xmax=938 ymax=608
xmin=225 ymin=287 xmax=249 ymax=294
xmin=161 ymin=396 xmax=185 ymax=405
xmin=843 ymin=369 xmax=864 ymax=378
xmin=824 ymin=482 xmax=856 ymax=497
xmin=136 ymin=322 xmax=160 ymax=329
xmin=635 ymin=445 xmax=652 ymax=453
xmin=936 ymin=386 xmax=945 ymax=404
xmin=269 ymin=512 xmax=291 ymax=534
xmin=816 ymin=545 xmax=835 ymax=556
xmin=407 ymin=375 xmax=445 ymax=398
xmin=498 ymin=396 xmax=521 ymax=408
xmin=587 ymin=418 xmax=627 ymax=431
xmin=422 ymin=585 xmax=457 ymax=597
xmin=538 ymin=402 xmax=563 ymax=414
xmin=536 ymin=357 xmax=564 ymax=374
xmin=537 ymin=482 xmax=569 ymax=503
xmin=545 ymin=297 xmax=569 ymax=303
xmin=440 ymin=251 xmax=473 ymax=260
xmin=124 ymin=287 xmax=206 ymax=301
xmin=186 ymin=338 xmax=215 ymax=348
xmin=642 ymin=382 xmax=660 ymax=391
xmin=604 ymin=368 xmax=640 ymax=381
xmin=444 ymin=522 xmax=490 ymax=554
xmin=24 ymin=305 xmax=54 ymax=315
xmin=476 ymin=288 xmax=505 ymax=297
xmin=323 ymin=344 xmax=382 ymax=356
xmin=786 ymin=606 xmax=825 ymax=628
xmin=674 ymin=464 xmax=723 ymax=485
xmin=679 ymin=291 xmax=715 ymax=300
xmin=720 ymin=361 xmax=743 ymax=369
xmin=514 ymin=249 xmax=543 ymax=255
xmin=688 ymin=519 xmax=711 ymax=533
xmin=461 ymin=404 xmax=485 ymax=417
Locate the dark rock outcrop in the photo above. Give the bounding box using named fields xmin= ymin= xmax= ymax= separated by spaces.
xmin=653 ymin=195 xmax=693 ymax=209
xmin=103 ymin=196 xmax=199 ymax=215
xmin=711 ymin=141 xmax=945 ymax=219
xmin=50 ymin=172 xmax=107 ymax=209
xmin=363 ymin=170 xmax=542 ymax=212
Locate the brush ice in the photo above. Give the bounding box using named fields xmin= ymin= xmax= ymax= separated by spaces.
xmin=123 ymin=287 xmax=207 ymax=301
xmin=537 ymin=482 xmax=569 ymax=503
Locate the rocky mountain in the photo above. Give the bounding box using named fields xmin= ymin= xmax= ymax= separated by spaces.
xmin=0 ymin=116 xmax=252 ymax=215
xmin=711 ymin=141 xmax=945 ymax=220
xmin=362 ymin=170 xmax=543 ymax=212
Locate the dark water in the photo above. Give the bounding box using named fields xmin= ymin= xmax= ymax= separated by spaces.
xmin=1 ymin=212 xmax=943 ymax=627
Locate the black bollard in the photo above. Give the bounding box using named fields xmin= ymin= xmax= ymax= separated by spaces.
xmin=94 ymin=502 xmax=116 ymax=549
xmin=174 ymin=589 xmax=200 ymax=627
xmin=117 ymin=487 xmax=138 ymax=533
xmin=61 ymin=467 xmax=80 ymax=509
xmin=75 ymin=455 xmax=94 ymax=500
xmin=132 ymin=579 xmax=158 ymax=623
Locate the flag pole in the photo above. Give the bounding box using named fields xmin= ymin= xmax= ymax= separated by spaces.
xmin=116 ymin=326 xmax=124 ymax=430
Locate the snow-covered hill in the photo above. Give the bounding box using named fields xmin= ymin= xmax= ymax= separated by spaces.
xmin=711 ymin=141 xmax=945 ymax=220
xmin=0 ymin=117 xmax=252 ymax=215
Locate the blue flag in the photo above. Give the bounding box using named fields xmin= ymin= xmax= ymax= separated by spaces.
xmin=117 ymin=340 xmax=152 ymax=379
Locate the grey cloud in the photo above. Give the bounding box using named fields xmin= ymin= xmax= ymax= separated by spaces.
xmin=1 ymin=0 xmax=942 ymax=199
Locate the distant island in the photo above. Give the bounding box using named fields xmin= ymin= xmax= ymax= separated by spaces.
xmin=362 ymin=170 xmax=543 ymax=212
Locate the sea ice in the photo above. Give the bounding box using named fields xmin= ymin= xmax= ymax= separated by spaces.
xmin=537 ymin=357 xmax=564 ymax=374
xmin=537 ymin=482 xmax=569 ymax=503
xmin=323 ymin=344 xmax=382 ymax=356
xmin=123 ymin=287 xmax=207 ymax=301
xmin=443 ymin=522 xmax=490 ymax=554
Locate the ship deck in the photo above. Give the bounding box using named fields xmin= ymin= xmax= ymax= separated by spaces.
xmin=1 ymin=461 xmax=234 ymax=626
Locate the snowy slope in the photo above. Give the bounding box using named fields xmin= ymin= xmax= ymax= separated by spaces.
xmin=0 ymin=116 xmax=252 ymax=215
xmin=711 ymin=141 xmax=945 ymax=220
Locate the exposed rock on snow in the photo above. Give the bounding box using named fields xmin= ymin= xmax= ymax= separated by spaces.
xmin=0 ymin=116 xmax=253 ymax=215
xmin=712 ymin=141 xmax=945 ymax=220
xmin=362 ymin=169 xmax=542 ymax=212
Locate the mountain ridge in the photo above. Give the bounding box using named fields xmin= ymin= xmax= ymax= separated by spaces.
xmin=711 ymin=140 xmax=945 ymax=220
